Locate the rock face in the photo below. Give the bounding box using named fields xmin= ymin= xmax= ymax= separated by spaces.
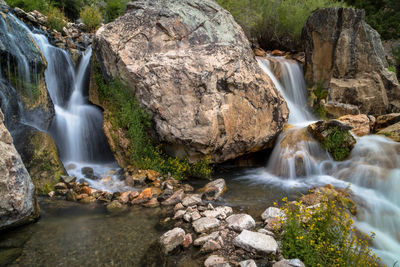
xmin=0 ymin=110 xmax=39 ymax=231
xmin=93 ymin=0 xmax=288 ymax=163
xmin=378 ymin=122 xmax=400 ymax=142
xmin=302 ymin=8 xmax=400 ymax=116
xmin=13 ymin=127 xmax=66 ymax=195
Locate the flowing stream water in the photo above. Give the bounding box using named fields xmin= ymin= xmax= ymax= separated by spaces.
xmin=8 ymin=15 xmax=130 ymax=192
xmin=240 ymin=56 xmax=400 ymax=265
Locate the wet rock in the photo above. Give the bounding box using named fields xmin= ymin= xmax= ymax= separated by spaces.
xmin=183 ymin=184 xmax=194 ymax=193
xmin=106 ymin=200 xmax=127 ymax=213
xmin=307 ymin=120 xmax=356 ymax=161
xmin=174 ymin=210 xmax=186 ymax=220
xmin=239 ymin=260 xmax=257 ymax=267
xmin=233 ymin=230 xmax=278 ymax=254
xmin=261 ymin=207 xmax=284 ymax=221
xmin=174 ymin=202 xmax=185 ymax=212
xmin=194 ymin=231 xmax=219 ymax=246
xmin=337 ymin=114 xmax=371 ymax=136
xmin=273 ymin=259 xmax=305 ymax=267
xmin=118 ymin=191 xmax=132 ymax=204
xmin=183 ymin=233 xmax=193 ymax=248
xmin=60 ymin=175 xmax=76 ymax=184
xmin=80 ymin=186 xmax=92 ymax=195
xmin=377 ymin=122 xmax=400 ymax=142
xmin=201 ymin=240 xmax=221 ymax=253
xmin=80 ymin=195 xmax=96 ymax=203
xmin=76 ymin=193 xmax=88 ymax=200
xmin=192 ymin=217 xmax=220 ymax=233
xmin=66 ymin=189 xmax=77 ymax=201
xmin=199 ymin=179 xmax=227 ymax=201
xmin=204 ymin=255 xmax=228 ymax=267
xmin=182 ymin=194 xmax=202 ymax=207
xmin=158 ymin=188 xmax=174 ymax=202
xmin=226 ymin=214 xmax=256 ymax=232
xmin=161 ymin=189 xmax=185 ymax=206
xmin=159 ymin=227 xmax=185 ymax=254
xmin=254 ymin=47 xmax=266 ymax=57
xmin=81 ymin=167 xmax=94 ymax=178
xmin=54 ymin=182 xmax=67 ymax=190
xmin=142 ymin=197 xmax=160 ymax=208
xmin=375 ymin=113 xmax=400 ymax=130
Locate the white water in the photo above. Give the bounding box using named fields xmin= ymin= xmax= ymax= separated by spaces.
xmin=9 ymin=15 xmax=126 ymax=192
xmin=241 ymin=56 xmax=400 ymax=265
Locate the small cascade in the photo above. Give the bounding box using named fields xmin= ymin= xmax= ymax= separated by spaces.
xmin=237 ymin=55 xmax=400 ymax=265
xmin=7 ymin=14 xmax=129 ymax=192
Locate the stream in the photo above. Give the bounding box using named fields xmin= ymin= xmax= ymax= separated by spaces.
xmin=0 ymin=11 xmax=399 ymax=267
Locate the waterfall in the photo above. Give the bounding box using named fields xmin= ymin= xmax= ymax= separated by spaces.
xmin=7 ymin=14 xmax=129 ymax=192
xmin=239 ymin=55 xmax=400 ymax=265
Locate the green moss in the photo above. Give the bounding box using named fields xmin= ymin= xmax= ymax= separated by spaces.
xmin=312 ymin=82 xmax=328 ymax=119
xmin=93 ymin=61 xmax=212 ymax=179
xmin=322 ymin=126 xmax=354 ymax=161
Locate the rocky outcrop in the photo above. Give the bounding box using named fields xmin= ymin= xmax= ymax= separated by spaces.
xmin=13 ymin=127 xmax=66 ymax=195
xmin=302 ymin=8 xmax=400 ymax=116
xmin=93 ymin=0 xmax=288 ymax=163
xmin=337 ymin=114 xmax=371 ymax=136
xmin=0 ymin=8 xmax=54 ymax=134
xmin=0 ymin=110 xmax=39 ymax=231
xmin=377 ymin=122 xmax=400 ymax=142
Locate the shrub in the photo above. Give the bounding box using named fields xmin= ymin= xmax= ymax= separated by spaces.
xmin=104 ymin=0 xmax=127 ymax=23
xmin=80 ymin=5 xmax=102 ymax=31
xmin=322 ymin=126 xmax=354 ymax=161
xmin=216 ymin=0 xmax=348 ymax=50
xmin=45 ymin=6 xmax=67 ymax=32
xmin=5 ymin=0 xmax=50 ymax=12
xmin=94 ymin=61 xmax=212 ymax=179
xmin=279 ymin=189 xmax=381 ymax=266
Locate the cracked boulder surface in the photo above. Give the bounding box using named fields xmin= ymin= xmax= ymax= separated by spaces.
xmin=302 ymin=8 xmax=400 ymax=116
xmin=93 ymin=0 xmax=288 ymax=163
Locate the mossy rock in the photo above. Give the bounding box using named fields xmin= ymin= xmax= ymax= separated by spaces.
xmin=307 ymin=120 xmax=356 ymax=161
xmin=15 ymin=126 xmax=66 ymax=195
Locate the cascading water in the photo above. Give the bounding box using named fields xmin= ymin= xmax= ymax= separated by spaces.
xmin=7 ymin=14 xmax=129 ymax=192
xmin=238 ymin=56 xmax=400 ymax=265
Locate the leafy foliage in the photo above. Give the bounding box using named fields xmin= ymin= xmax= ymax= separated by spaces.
xmin=322 ymin=126 xmax=354 ymax=161
xmin=345 ymin=0 xmax=400 ymax=40
xmin=279 ymin=189 xmax=381 ymax=266
xmin=103 ymin=0 xmax=127 ymax=23
xmin=46 ymin=5 xmax=67 ymax=32
xmin=5 ymin=0 xmax=50 ymax=12
xmin=94 ymin=62 xmax=212 ymax=179
xmin=80 ymin=5 xmax=102 ymax=31
xmin=216 ymin=0 xmax=348 ymax=50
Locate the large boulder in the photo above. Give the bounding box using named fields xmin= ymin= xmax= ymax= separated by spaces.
xmin=93 ymin=0 xmax=288 ymax=163
xmin=0 ymin=110 xmax=39 ymax=231
xmin=302 ymin=8 xmax=400 ymax=116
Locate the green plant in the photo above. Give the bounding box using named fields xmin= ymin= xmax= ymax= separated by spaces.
xmin=312 ymin=82 xmax=328 ymax=118
xmin=45 ymin=6 xmax=67 ymax=32
xmin=279 ymin=190 xmax=381 ymax=267
xmin=323 ymin=126 xmax=354 ymax=161
xmin=388 ymin=65 xmax=396 ymax=74
xmin=5 ymin=0 xmax=50 ymax=12
xmin=216 ymin=0 xmax=348 ymax=50
xmin=94 ymin=61 xmax=212 ymax=179
xmin=104 ymin=0 xmax=127 ymax=23
xmin=80 ymin=5 xmax=102 ymax=31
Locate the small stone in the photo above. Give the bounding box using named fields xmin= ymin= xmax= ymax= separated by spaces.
xmin=261 ymin=207 xmax=284 ymax=221
xmin=76 ymin=193 xmax=88 ymax=200
xmin=207 ymin=203 xmax=214 ymax=210
xmin=60 ymin=175 xmax=76 ymax=184
xmin=226 ymin=214 xmax=256 ymax=232
xmin=183 ymin=233 xmax=193 ymax=248
xmin=194 ymin=231 xmax=219 ymax=246
xmin=80 ymin=195 xmax=96 ymax=203
xmin=264 ymin=217 xmax=282 ymax=231
xmin=119 ymin=191 xmax=132 ymax=204
xmin=182 ymin=194 xmax=202 ymax=207
xmin=146 ymin=170 xmax=160 ymax=181
xmin=233 ymin=230 xmax=278 ymax=254
xmin=54 ymin=182 xmax=67 ymax=190
xmin=272 ymin=259 xmax=305 ymax=267
xmin=239 ymin=260 xmax=257 ymax=267
xmin=107 ymin=200 xmax=127 ymax=213
xmin=174 ymin=202 xmax=185 ymax=212
xmin=48 ymin=191 xmax=55 ymax=198
xmin=192 ymin=217 xmax=220 ymax=233
xmin=198 ymin=205 xmax=207 ymax=212
xmin=55 ymin=189 xmax=68 ymax=196
xmin=198 ymin=179 xmax=226 ymax=201
xmin=191 ymin=211 xmax=202 ymax=221
xmin=159 ymin=227 xmax=185 ymax=254
xmin=129 ymin=191 xmax=139 ymax=200
xmin=66 ymin=189 xmax=77 ymax=201
xmin=158 ymin=188 xmax=174 ymax=202
xmin=142 ymin=197 xmax=160 ymax=208
xmin=204 ymin=255 xmax=227 ymax=267
xmin=183 ymin=184 xmax=194 ymax=192
xmin=183 ymin=212 xmax=192 ymax=223
xmin=174 ymin=210 xmax=186 ymax=220
xmin=201 ymin=240 xmax=221 ymax=253
xmin=203 ymin=206 xmax=232 ymax=219
xmin=161 ymin=189 xmax=185 ymax=206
